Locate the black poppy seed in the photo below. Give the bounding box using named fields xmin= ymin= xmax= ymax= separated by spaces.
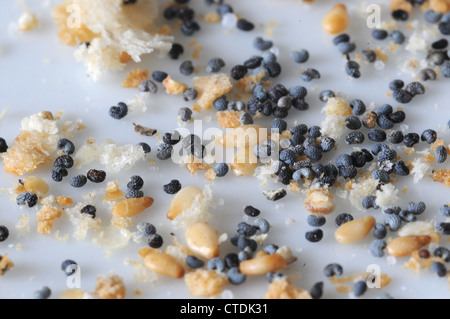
xmin=362 ymin=149 xmax=374 ymax=162
xmin=176 ymin=6 xmax=194 ymax=20
xmin=403 ymin=133 xmax=420 ymax=147
xmin=237 ymin=222 xmax=258 ymax=237
xmin=435 ymin=145 xmax=447 ymax=163
xmin=388 ymin=111 xmax=406 ymax=124
xmin=333 ymin=33 xmax=350 ymax=45
xmin=178 ymin=107 xmax=193 ymax=122
xmin=339 ymin=166 xmax=358 ymax=179
xmin=0 ymin=226 xmax=9 ymax=242
xmin=406 ymin=202 xmax=426 ymax=215
xmin=368 ymin=129 xmax=387 ymax=142
xmin=305 ymin=144 xmax=322 ymax=161
xmin=308 ymin=126 xmax=321 ymax=138
xmin=337 ymin=42 xmax=356 ymax=54
xmin=354 ymin=281 xmax=368 ymax=297
xmin=186 ymin=256 xmax=204 ymax=269
xmin=335 ymin=213 xmax=353 ymax=228
xmin=310 ymin=282 xmax=324 ymax=299
xmin=254 ymin=218 xmax=270 ymax=234
xmin=206 ymin=58 xmax=225 ymax=73
xmin=70 ymin=175 xmax=87 ymax=188
xmin=169 ymin=43 xmax=184 ymax=59
xmin=377 ymin=148 xmax=397 ymax=162
xmin=290 ymin=124 xmax=308 ymax=135
xmin=442 ymin=62 xmax=450 ymax=78
xmin=54 ymin=155 xmax=74 ymax=169
xmin=372 ymin=29 xmax=388 ymax=40
xmin=336 ymin=154 xmax=353 ymax=168
xmin=86 ymin=169 xmax=106 ymax=183
xmin=390 ymin=30 xmax=406 ymax=44
xmin=376 ymin=114 xmax=394 ymax=130
xmin=280 ymin=149 xmax=296 ymax=165
xmin=262 ymin=51 xmax=277 ymax=64
xmin=319 ymin=90 xmax=335 ymax=103
xmin=152 ymin=71 xmax=168 ymax=83
xmin=61 ymin=259 xmax=77 ymax=276
xmin=272 ymin=119 xmax=287 ymax=132
xmin=307 ymin=215 xmax=326 ymax=228
xmin=345 ymin=61 xmax=361 ymax=78
xmin=399 ymin=210 xmax=416 ymax=222
xmin=385 ymin=214 xmax=402 ymax=231
xmin=277 ymin=96 xmax=292 ymax=109
xmin=440 ymin=205 xmax=450 ymax=217
xmin=207 ymin=257 xmax=226 ymax=272
xmin=109 ymin=102 xmax=128 ymax=120
xmin=138 ymin=79 xmax=158 ymax=94
xmin=0 ymin=138 xmax=8 ymax=153
xmin=227 ymin=267 xmax=246 ymax=285
xmin=157 ymin=144 xmax=173 ymax=160
xmin=392 ymin=89 xmax=413 ymax=104
xmin=292 ymin=98 xmax=309 ymax=111
xmin=324 ymin=263 xmax=343 ymax=277
xmin=421 ymin=129 xmax=437 ymax=144
xmin=362 ymin=49 xmax=377 ymax=63
xmin=264 ymin=62 xmax=282 ymax=78
xmin=373 ymin=223 xmax=387 ymax=239
xmin=244 ymin=206 xmax=260 ymax=217
xmin=384 ymin=206 xmax=401 ymax=215
xmin=389 ymin=79 xmax=404 ymax=91
xmin=351 ymin=151 xmax=367 ymax=168
xmin=238 ymin=251 xmax=250 ymax=262
xmin=162 ymin=180 xmax=181 ymax=195
xmin=179 ymin=60 xmax=194 ymax=76
xmin=230 ymin=65 xmax=248 ymax=80
xmin=237 ymin=236 xmax=257 ymax=251
xmin=57 ymin=138 xmax=75 ymax=155
xmin=224 ymin=253 xmax=240 ymax=269
xmin=289 ymin=86 xmax=307 ymax=99
xmin=349 ymin=99 xmax=366 ymax=115
xmin=148 ymin=234 xmax=163 ymax=249
xmin=127 ymin=176 xmax=144 ymax=191
xmin=362 ymin=195 xmax=379 ymax=210
xmin=182 ymin=88 xmax=198 ymax=102
xmin=320 ymin=137 xmax=335 ymax=152
xmin=370 ymin=239 xmax=387 ymax=257
xmin=163 ymin=6 xmax=179 ymax=20
xmin=301 ymin=68 xmax=320 ymax=82
xmin=253 ymin=37 xmax=273 ymax=51
xmin=213 ymin=96 xmax=228 ymax=111
xmin=125 ymin=189 xmax=144 ymax=199
xmin=345 ymin=116 xmax=362 ymax=130
xmin=243 ymin=56 xmax=263 ymax=70
xmin=214 ymin=163 xmax=229 ymax=177
xmin=80 ymin=205 xmax=96 ymax=218
xmin=439 ymin=21 xmax=450 ymax=35
xmin=431 ymin=261 xmax=447 ymax=277
xmin=290 ymin=49 xmax=309 ymax=63
xmin=345 ymin=132 xmax=365 ymax=144
xmin=432 ymin=39 xmax=448 ymax=50
xmin=419 ymin=68 xmax=437 ymax=81
xmin=392 ymin=9 xmax=408 ymax=21
xmin=434 ymin=247 xmax=450 ymax=262
xmin=51 ymin=167 xmax=68 ymax=182
xmin=305 ymin=229 xmax=323 ymax=243
xmin=237 ymin=18 xmax=254 ymax=31
xmin=387 ymin=130 xmax=403 ymax=144
xmin=138 ymin=142 xmax=151 ymax=154
xmin=405 ymin=82 xmax=425 ymax=96
xmin=181 ymin=20 xmax=201 ymax=36
xmin=425 ymin=9 xmax=443 ymax=23
xmin=377 ymin=104 xmax=393 ymax=115
xmin=428 ymin=51 xmax=447 ymax=66
xmin=371 ymin=143 xmax=387 ymax=156
xmin=33 ymin=287 xmax=51 ymax=299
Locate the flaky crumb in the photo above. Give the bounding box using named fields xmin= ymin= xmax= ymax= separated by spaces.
xmin=94 ymin=273 xmax=126 ymax=299
xmin=430 ymin=169 xmax=450 ymax=187
xmin=37 ymin=206 xmax=63 ymax=235
xmin=194 ymin=74 xmax=233 ymax=110
xmin=185 ymin=269 xmax=228 ymax=297
xmin=122 ymin=69 xmax=148 ymax=88
xmin=0 ymin=254 xmax=14 ymax=276
xmin=216 ymin=111 xmax=242 ymax=128
xmin=264 ymin=278 xmax=311 ymax=299
xmin=163 ymin=76 xmax=188 ymax=95
xmin=16 ymin=214 xmax=30 ymax=236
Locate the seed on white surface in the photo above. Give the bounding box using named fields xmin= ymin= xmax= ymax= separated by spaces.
xmin=374 ymin=60 xmax=385 ymax=71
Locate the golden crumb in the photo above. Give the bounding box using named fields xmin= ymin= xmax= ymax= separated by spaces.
xmin=194 ymin=74 xmax=233 ymax=110
xmin=120 ymin=51 xmax=133 ymax=64
xmin=264 ymin=278 xmax=312 ymax=299
xmin=216 ymin=111 xmax=242 ymax=128
xmin=0 ymin=254 xmax=14 ymax=276
xmin=37 ymin=206 xmax=62 ymax=235
xmin=56 ymin=196 xmax=74 ymax=206
xmin=430 ymin=170 xmax=450 ymax=187
xmin=185 ymin=269 xmax=229 ymax=297
xmin=185 ymin=155 xmax=211 ymax=175
xmin=236 ymin=72 xmax=265 ymax=93
xmin=408 ymin=59 xmax=419 ymax=69
xmin=336 ymin=285 xmax=352 ymax=293
xmin=2 ymin=131 xmax=51 ymax=176
xmin=287 ymin=180 xmax=301 ymax=193
xmin=386 ymin=92 xmax=393 ymax=97
xmin=132 ymin=290 xmax=143 ymax=296
xmin=405 ymin=147 xmax=415 ymax=156
xmin=192 ymin=45 xmax=203 ymax=60
xmin=52 ymin=3 xmax=98 ymax=46
xmin=374 ymin=47 xmax=388 ymax=62
xmin=94 ymin=273 xmax=126 ymax=299
xmin=104 ymin=181 xmax=125 ymax=202
xmin=122 ymin=69 xmax=148 ymax=88
xmin=265 ymin=28 xmax=273 ymax=36
xmin=324 ymin=98 xmax=352 ymax=117
xmin=156 ymin=24 xmax=171 ymax=36
xmin=111 ymin=216 xmax=133 ymax=229
xmin=204 ymin=169 xmax=216 ymax=181
xmin=424 ymin=154 xmax=436 ymax=164
xmin=204 ymin=12 xmax=221 ymax=23
xmin=402 ymin=187 xmax=408 ymax=194
xmin=431 ymin=139 xmax=445 ymax=152
xmin=163 ymin=76 xmax=188 ymax=95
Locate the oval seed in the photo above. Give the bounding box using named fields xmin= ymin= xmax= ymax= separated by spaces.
xmin=335 ymin=216 xmax=376 ymax=244
xmin=167 ymin=186 xmax=203 ymax=220
xmin=185 ymin=223 xmax=219 ymax=260
xmin=144 ymin=252 xmax=185 ymax=279
xmin=322 ymin=4 xmax=349 ymax=35
xmin=386 ymin=235 xmax=431 ymax=257
xmin=112 ymin=197 xmax=154 ymax=217
xmin=239 ymin=253 xmax=287 ymax=276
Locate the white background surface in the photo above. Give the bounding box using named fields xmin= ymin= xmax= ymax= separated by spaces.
xmin=0 ymin=0 xmax=449 ymax=299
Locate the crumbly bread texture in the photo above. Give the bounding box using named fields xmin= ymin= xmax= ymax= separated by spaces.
xmin=185 ymin=269 xmax=228 ymax=297
xmin=94 ymin=273 xmax=126 ymax=299
xmin=52 ymin=0 xmax=173 ymax=81
xmin=264 ymin=278 xmax=311 ymax=299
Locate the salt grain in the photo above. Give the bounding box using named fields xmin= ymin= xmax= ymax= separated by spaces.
xmin=374 ymin=60 xmax=385 ymax=70
xmin=222 ymin=13 xmax=238 ymax=29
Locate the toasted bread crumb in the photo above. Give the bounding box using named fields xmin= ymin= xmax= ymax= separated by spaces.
xmin=185 ymin=269 xmax=228 ymax=297
xmin=430 ymin=169 xmax=450 ymax=187
xmin=123 ymin=69 xmax=148 ymax=88
xmin=163 ymin=76 xmax=188 ymax=95
xmin=37 ymin=206 xmax=63 ymax=235
xmin=194 ymin=74 xmax=233 ymax=110
xmin=93 ymin=273 xmax=126 ymax=299
xmin=264 ymin=278 xmax=311 ymax=299
xmin=0 ymin=254 xmax=14 ymax=276
xmin=216 ymin=111 xmax=242 ymax=128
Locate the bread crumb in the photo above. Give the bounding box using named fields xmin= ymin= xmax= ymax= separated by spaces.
xmin=430 ymin=169 xmax=450 ymax=187
xmin=204 ymin=168 xmax=216 ymax=181
xmin=66 ymin=202 xmax=102 ymax=240
xmin=185 ymin=269 xmax=228 ymax=297
xmin=192 ymin=45 xmax=203 ymax=60
xmin=123 ymin=69 xmax=148 ymax=88
xmin=287 ymin=180 xmax=301 ymax=193
xmin=375 ymin=183 xmax=399 ymax=209
xmin=94 ymin=273 xmax=126 ymax=299
xmin=18 ymin=10 xmax=38 ymax=31
xmin=322 ymin=98 xmax=352 ymax=117
xmin=37 ymin=206 xmax=63 ymax=235
xmin=0 ymin=254 xmax=14 ymax=276
xmin=374 ymin=47 xmax=388 ymax=62
xmin=194 ymin=74 xmax=233 ymax=110
xmin=216 ymin=110 xmax=242 ymax=128
xmin=410 ymin=157 xmax=432 ymax=183
xmin=348 ymin=177 xmax=378 ymax=211
xmin=320 ymin=114 xmax=347 ymax=140
xmin=16 ymin=214 xmax=30 ymax=236
xmin=124 ymin=259 xmax=158 ymax=284
xmin=56 ymin=196 xmax=74 ymax=206
xmin=264 ymin=278 xmax=311 ymax=299
xmin=204 ymin=12 xmax=221 ymax=23
xmin=163 ymin=76 xmax=188 ymax=95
